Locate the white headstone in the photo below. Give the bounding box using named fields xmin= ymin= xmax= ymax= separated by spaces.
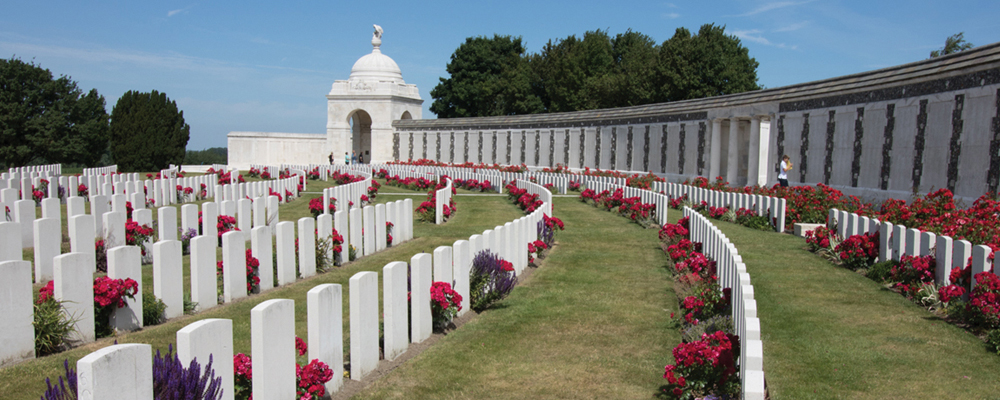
xmin=54 ymin=252 xmax=95 ymax=344
xmin=349 ymin=271 xmax=379 ymax=380
xmin=363 ymin=206 xmax=375 ymax=256
xmin=251 ymin=226 xmax=273 ymax=291
xmin=0 ymin=260 xmax=34 ymax=367
xmin=158 ymin=207 xmax=178 ymax=242
xmin=276 ymin=221 xmax=296 ymax=285
xmin=382 ymin=262 xmax=408 ymax=361
xmin=222 ymin=231 xmax=247 ymax=302
xmin=453 ymin=240 xmax=471 ymax=317
xmin=433 ymin=246 xmax=453 ymax=284
xmin=177 ymin=319 xmax=234 ymax=400
xmin=153 ymin=240 xmax=183 ymax=318
xmin=251 ymin=299 xmax=296 ymax=399
xmin=190 ymin=236 xmax=218 ymax=311
xmin=107 ymin=245 xmax=143 ymax=330
xmin=298 ymin=217 xmax=316 ymax=278
xmin=76 ymin=344 xmax=153 ymax=400
xmin=33 ymin=218 xmax=60 ymax=282
xmin=307 ymin=284 xmax=343 ymax=394
xmin=410 ymin=253 xmax=433 ymax=343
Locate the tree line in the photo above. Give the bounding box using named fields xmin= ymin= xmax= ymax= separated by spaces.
xmin=1 ymin=57 xmax=189 ymax=171
xmin=430 ymin=24 xmax=762 ymax=118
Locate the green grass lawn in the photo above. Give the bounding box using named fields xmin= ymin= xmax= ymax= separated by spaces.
xmin=351 ymin=197 xmax=678 ymax=399
xmin=712 ymin=220 xmax=1000 ymax=400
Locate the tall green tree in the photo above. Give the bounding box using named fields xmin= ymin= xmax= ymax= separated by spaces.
xmin=0 ymin=57 xmax=109 ymax=167
xmin=109 ymin=90 xmax=190 ymax=172
xmin=531 ymin=30 xmax=615 ymax=113
xmin=930 ymin=32 xmax=974 ymax=58
xmin=657 ymin=24 xmax=760 ymax=102
xmin=430 ymin=35 xmax=544 ymax=118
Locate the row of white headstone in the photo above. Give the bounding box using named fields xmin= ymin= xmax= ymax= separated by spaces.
xmin=657 ymin=182 xmax=787 ymax=233
xmin=583 ymin=181 xmax=670 ymax=226
xmin=9 ymin=164 xmax=62 ymax=176
xmin=81 ymin=165 xmax=116 ymax=175
xmin=434 ymin=178 xmax=453 ymax=224
xmin=48 ymin=175 xmax=553 ymax=399
xmin=827 ymin=208 xmax=1000 ymax=292
xmin=0 ymin=192 xmax=416 ymax=369
xmin=683 ymin=207 xmax=766 ymax=400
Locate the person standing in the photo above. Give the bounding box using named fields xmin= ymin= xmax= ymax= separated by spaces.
xmin=351 ymin=152 xmax=357 ymax=165
xmin=328 ymin=152 xmax=334 ymax=165
xmin=778 ymin=155 xmax=793 ymax=187
xmin=344 ymin=152 xmax=350 ymax=165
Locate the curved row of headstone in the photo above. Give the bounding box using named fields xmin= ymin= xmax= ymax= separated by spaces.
xmin=826 ymin=208 xmax=1000 ymax=293
xmin=580 ymin=181 xmax=670 ymax=226
xmin=434 ymin=177 xmax=452 ymax=224
xmin=9 ymin=164 xmax=61 ymax=176
xmin=657 ymin=182 xmax=787 ymax=233
xmin=80 ymin=165 xmax=115 ymax=175
xmin=683 ymin=207 xmax=766 ymax=400
xmin=44 ymin=170 xmax=551 ymax=399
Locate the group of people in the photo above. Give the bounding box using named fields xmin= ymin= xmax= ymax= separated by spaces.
xmin=329 ymin=151 xmax=365 ymax=165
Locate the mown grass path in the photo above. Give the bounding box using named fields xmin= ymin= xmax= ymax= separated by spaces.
xmin=353 ymin=197 xmax=678 ymax=399
xmin=713 ymin=220 xmax=1000 ymax=399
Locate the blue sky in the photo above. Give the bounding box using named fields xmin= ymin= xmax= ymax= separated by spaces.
xmin=3 ymin=1 xmax=998 ymax=150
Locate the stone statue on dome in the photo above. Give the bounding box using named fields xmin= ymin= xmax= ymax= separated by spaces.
xmin=373 ymin=24 xmax=383 ymax=39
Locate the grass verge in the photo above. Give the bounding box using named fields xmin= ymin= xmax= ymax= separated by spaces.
xmin=712 ymin=220 xmax=1000 ymax=399
xmin=351 ymin=197 xmax=678 ymax=399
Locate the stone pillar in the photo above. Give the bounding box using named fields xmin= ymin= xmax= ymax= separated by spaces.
xmin=728 ymin=117 xmax=740 ymax=184
xmin=383 ymin=262 xmax=409 ymax=361
xmin=709 ymin=119 xmax=722 ymax=179
xmin=748 ymin=117 xmax=762 ymax=186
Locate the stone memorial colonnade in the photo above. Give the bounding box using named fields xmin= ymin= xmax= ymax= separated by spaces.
xmin=394 ymin=42 xmax=1000 ymax=203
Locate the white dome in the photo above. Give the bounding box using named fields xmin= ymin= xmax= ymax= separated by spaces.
xmin=349 ymin=48 xmax=403 ymax=83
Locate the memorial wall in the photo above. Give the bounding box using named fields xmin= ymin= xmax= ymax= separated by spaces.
xmin=394 ymin=42 xmax=1000 ymax=203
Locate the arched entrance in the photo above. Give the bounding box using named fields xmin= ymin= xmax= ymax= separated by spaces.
xmin=401 ymin=111 xmax=412 ymax=120
xmin=349 ymin=110 xmax=372 ymax=163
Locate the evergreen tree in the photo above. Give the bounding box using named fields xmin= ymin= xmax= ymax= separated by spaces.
xmin=109 ymin=90 xmax=190 ymax=172
xmin=432 ymin=25 xmax=760 ymax=117
xmin=930 ymin=32 xmax=974 ymax=58
xmin=430 ymin=35 xmax=544 ymax=118
xmin=0 ymin=57 xmax=109 ymax=167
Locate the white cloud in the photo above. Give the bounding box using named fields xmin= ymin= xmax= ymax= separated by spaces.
xmin=167 ymin=6 xmax=193 ymax=17
xmin=733 ymin=1 xmax=814 ymax=17
xmin=731 ymin=29 xmax=798 ymax=50
xmin=0 ymin=39 xmax=247 ymax=77
xmin=662 ymin=12 xmax=681 ymax=19
xmin=774 ymin=21 xmax=809 ymax=32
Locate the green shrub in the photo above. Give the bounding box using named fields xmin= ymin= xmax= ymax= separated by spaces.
xmin=144 ymin=292 xmax=167 ymax=326
xmin=866 ymin=260 xmax=896 ymax=282
xmin=33 ymin=299 xmax=75 ymax=356
xmin=986 ymin=330 xmax=1000 ymax=355
xmin=737 ymin=215 xmax=772 ymax=231
xmin=681 ymin=315 xmax=734 ymax=343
